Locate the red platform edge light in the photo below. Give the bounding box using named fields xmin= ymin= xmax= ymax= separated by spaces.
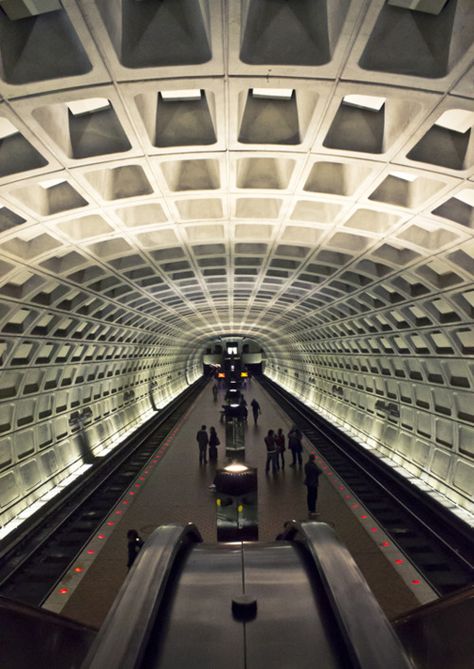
xmin=313 ymin=447 xmax=427 ymax=596
xmin=54 ymin=413 xmax=189 ymax=602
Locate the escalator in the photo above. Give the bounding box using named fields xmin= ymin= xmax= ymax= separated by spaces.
xmin=1 ymin=522 xmax=472 ymax=668
xmin=80 ymin=522 xmax=413 ymax=669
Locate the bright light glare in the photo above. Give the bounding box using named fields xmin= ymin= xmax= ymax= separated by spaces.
xmin=161 ymin=89 xmax=202 ymax=101
xmin=19 ymin=501 xmax=47 ymax=519
xmin=252 ymin=88 xmax=293 ymax=100
xmin=225 ymin=464 xmax=249 ymax=473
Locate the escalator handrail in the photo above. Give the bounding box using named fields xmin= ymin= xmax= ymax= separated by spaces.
xmin=80 ymin=523 xmax=202 ymax=669
xmin=283 ymin=520 xmax=414 ymax=669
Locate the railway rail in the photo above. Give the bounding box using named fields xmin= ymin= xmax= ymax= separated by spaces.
xmin=258 ymin=375 xmax=474 ymax=597
xmin=0 ymin=375 xmax=209 ymax=607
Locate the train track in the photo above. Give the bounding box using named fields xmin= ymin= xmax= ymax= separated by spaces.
xmin=0 ymin=376 xmax=209 ymax=607
xmin=259 ymin=375 xmax=474 ymax=597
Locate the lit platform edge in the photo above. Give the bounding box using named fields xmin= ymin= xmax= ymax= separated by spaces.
xmin=302 ymin=399 xmax=474 ymax=529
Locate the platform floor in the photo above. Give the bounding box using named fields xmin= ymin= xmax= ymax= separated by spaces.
xmin=59 ymin=379 xmax=419 ymax=628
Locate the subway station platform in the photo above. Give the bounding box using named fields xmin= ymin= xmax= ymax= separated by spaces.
xmin=49 ymin=379 xmax=424 ymax=629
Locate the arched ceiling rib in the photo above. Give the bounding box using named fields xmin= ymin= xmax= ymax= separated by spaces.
xmin=0 ymin=0 xmax=473 ymax=527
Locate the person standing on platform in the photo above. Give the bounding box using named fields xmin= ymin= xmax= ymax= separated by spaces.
xmin=196 ymin=425 xmax=209 ymax=464
xmin=250 ymin=398 xmax=261 ymax=425
xmin=209 ymin=426 xmax=220 ymax=462
xmin=127 ymin=529 xmax=144 ymax=569
xmin=275 ymin=427 xmax=286 ymax=469
xmin=239 ymin=395 xmax=248 ymax=421
xmin=304 ymin=454 xmax=322 ymax=517
xmin=264 ymin=429 xmax=278 ymax=474
xmin=288 ymin=425 xmax=303 ymax=467
xmin=212 ymin=383 xmax=218 ymax=401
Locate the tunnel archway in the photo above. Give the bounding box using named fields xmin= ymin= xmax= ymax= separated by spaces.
xmin=0 ymin=1 xmax=472 ymax=536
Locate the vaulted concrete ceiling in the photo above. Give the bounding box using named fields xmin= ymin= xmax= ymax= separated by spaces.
xmin=0 ymin=0 xmax=473 ymax=533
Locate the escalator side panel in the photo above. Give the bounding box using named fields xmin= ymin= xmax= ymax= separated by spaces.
xmin=393 ymin=587 xmax=474 ymax=669
xmin=0 ymin=596 xmax=96 ymax=669
xmin=295 ymin=522 xmax=413 ymax=669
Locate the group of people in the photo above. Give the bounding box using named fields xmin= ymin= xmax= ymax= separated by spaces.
xmin=196 ymin=424 xmax=220 ymax=464
xmin=264 ymin=426 xmax=322 ymax=516
xmin=264 ymin=425 xmax=304 ymax=473
xmin=204 ymin=388 xmax=323 ymax=516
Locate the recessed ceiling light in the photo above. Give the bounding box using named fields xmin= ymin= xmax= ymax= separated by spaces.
xmin=161 ymin=89 xmax=202 ymax=101
xmin=343 ymin=94 xmax=386 ymax=111
xmin=67 ymin=98 xmax=111 ymax=115
xmin=252 ymin=88 xmax=294 ymax=100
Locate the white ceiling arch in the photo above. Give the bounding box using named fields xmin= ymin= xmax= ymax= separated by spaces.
xmin=0 ymin=0 xmax=473 ymax=531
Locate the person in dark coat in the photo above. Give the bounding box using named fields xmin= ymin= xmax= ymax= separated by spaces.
xmin=239 ymin=397 xmax=248 ymax=421
xmin=127 ymin=529 xmax=144 ymax=569
xmin=209 ymin=426 xmax=220 ymax=462
xmin=275 ymin=428 xmax=286 ymax=469
xmin=288 ymin=426 xmax=303 ymax=467
xmin=304 ymin=454 xmax=322 ymax=516
xmin=196 ymin=425 xmax=209 ymax=464
xmin=250 ymin=398 xmax=261 ymax=425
